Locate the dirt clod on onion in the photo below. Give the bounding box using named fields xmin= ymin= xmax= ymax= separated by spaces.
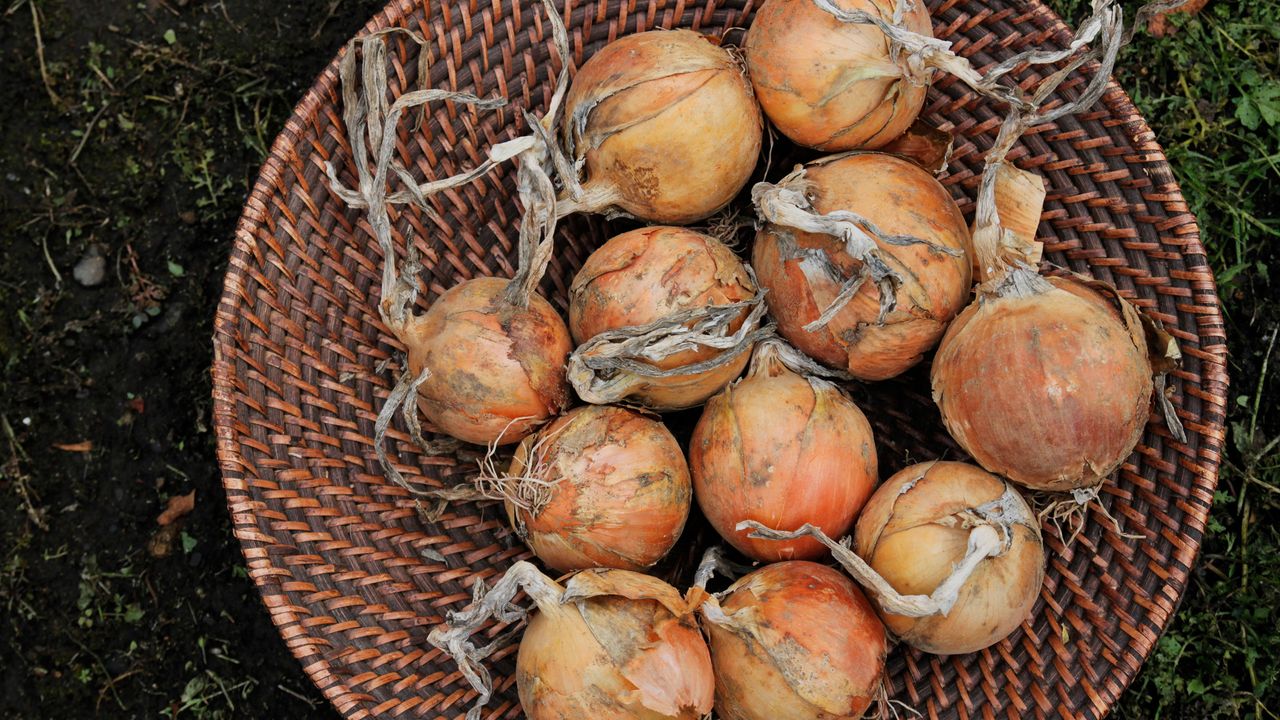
xmin=698 ymin=557 xmax=887 ymax=719
xmin=740 ymin=461 xmax=1043 ymax=655
xmin=752 ymin=152 xmax=971 ymax=380
xmin=560 ymin=29 xmax=763 ymax=224
xmin=568 ymin=226 xmax=771 ymax=410
xmin=497 ymin=404 xmax=692 ymax=573
xmin=429 ymin=562 xmax=714 ymax=720
xmin=745 ymin=0 xmax=933 ymax=151
xmin=691 ymin=338 xmax=877 ymax=561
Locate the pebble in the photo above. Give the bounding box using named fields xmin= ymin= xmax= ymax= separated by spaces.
xmin=73 ymin=246 xmax=106 ymax=287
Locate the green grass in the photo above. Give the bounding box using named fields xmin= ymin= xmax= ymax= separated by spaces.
xmin=1046 ymin=1 xmax=1280 ymax=717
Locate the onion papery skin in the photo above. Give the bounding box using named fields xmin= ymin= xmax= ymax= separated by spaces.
xmin=690 ymin=349 xmax=877 ymax=561
xmin=518 ymin=570 xmax=715 ymax=719
xmin=752 ymin=153 xmax=972 ymax=380
xmin=570 ymin=226 xmax=759 ymax=410
xmin=403 ymin=277 xmax=571 ymax=445
xmin=931 ymin=276 xmax=1154 ymax=491
xmin=564 ymin=29 xmax=763 ymax=224
xmin=707 ymin=561 xmax=886 ymax=720
xmin=852 ymin=461 xmax=1044 ymax=655
xmin=745 ymin=0 xmax=932 ymax=151
xmin=506 ymin=404 xmax=692 ymax=573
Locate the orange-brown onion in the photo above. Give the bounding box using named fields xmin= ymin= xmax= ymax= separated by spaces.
xmin=519 ymin=570 xmax=714 ymax=720
xmin=563 ymin=29 xmax=763 ymax=224
xmin=569 ymin=226 xmax=760 ymax=410
xmin=402 ymin=277 xmax=571 ymax=445
xmin=505 ymin=404 xmax=692 ymax=573
xmin=428 ymin=563 xmax=714 ymax=720
xmin=752 ymin=153 xmax=972 ymax=380
xmin=745 ymin=0 xmax=932 ymax=151
xmin=702 ymin=561 xmax=887 ymax=720
xmin=690 ymin=340 xmax=877 ymax=561
xmin=931 ymin=275 xmax=1155 ymax=491
xmin=852 ymin=461 xmax=1044 ymax=655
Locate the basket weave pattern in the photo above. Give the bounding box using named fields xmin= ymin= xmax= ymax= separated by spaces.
xmin=212 ymin=0 xmax=1230 ymax=717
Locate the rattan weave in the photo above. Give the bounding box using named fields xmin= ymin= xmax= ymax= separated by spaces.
xmin=212 ymin=0 xmax=1230 ymax=717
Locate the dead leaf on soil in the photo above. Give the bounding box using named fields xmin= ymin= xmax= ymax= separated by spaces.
xmin=148 ymin=525 xmax=179 ymax=558
xmin=1150 ymin=0 xmax=1209 ymax=37
xmin=156 ymin=490 xmax=196 ymax=526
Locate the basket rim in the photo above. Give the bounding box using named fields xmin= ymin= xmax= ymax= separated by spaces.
xmin=211 ymin=0 xmax=1231 ymax=716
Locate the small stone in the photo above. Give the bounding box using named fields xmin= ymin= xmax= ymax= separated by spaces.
xmin=73 ymin=246 xmax=106 ymax=287
xmin=178 ymin=210 xmax=197 ymax=224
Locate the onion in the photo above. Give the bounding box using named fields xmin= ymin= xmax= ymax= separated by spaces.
xmin=690 ymin=338 xmax=877 ymax=561
xmin=744 ymin=0 xmax=932 ymax=150
xmin=852 ymin=461 xmax=1043 ymax=655
xmin=501 ymin=404 xmax=691 ymax=572
xmin=922 ymin=0 xmax=1183 ymax=493
xmin=561 ymin=30 xmax=763 ymax=224
xmin=752 ymin=152 xmax=971 ymax=380
xmin=429 ymin=563 xmax=714 ymax=720
xmin=568 ymin=226 xmax=768 ymax=410
xmin=400 ymin=277 xmax=572 ymax=445
xmin=699 ymin=560 xmax=886 ymax=719
xmin=325 ymin=24 xmax=575 ymax=450
xmin=738 ymin=461 xmax=1043 ymax=656
xmin=931 ymin=272 xmax=1160 ymax=492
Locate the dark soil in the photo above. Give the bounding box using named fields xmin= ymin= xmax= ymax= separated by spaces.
xmin=0 ymin=1 xmax=1276 ymax=719
xmin=0 ymin=1 xmax=382 ymax=716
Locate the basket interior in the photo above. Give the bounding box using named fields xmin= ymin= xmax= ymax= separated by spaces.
xmin=212 ymin=0 xmax=1229 ymax=717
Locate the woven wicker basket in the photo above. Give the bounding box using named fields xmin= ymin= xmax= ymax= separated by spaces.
xmin=212 ymin=0 xmax=1230 ymax=717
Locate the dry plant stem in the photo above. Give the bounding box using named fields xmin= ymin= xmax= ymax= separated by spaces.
xmin=691 ymin=547 xmax=745 ymax=640
xmin=426 ymin=561 xmax=562 ymax=720
xmin=371 ymin=362 xmax=483 ymax=506
xmin=327 ymin=1 xmax=569 ymax=475
xmin=752 ymin=163 xmax=962 ymax=331
xmin=817 ymin=0 xmax=1185 ymax=286
xmin=326 ymin=0 xmax=571 ymax=319
xmin=814 ymin=0 xmax=1132 ymax=111
xmin=691 ymin=546 xmax=753 ymax=592
xmin=325 ymin=30 xmax=506 ymax=332
xmin=373 ymin=365 xmax=432 ymax=494
xmin=568 ymin=293 xmax=774 ymax=405
xmin=30 ymin=2 xmax=62 ymax=107
xmin=754 ymin=336 xmax=856 ymax=382
xmin=969 ymin=2 xmax=1125 ymax=286
xmin=497 ymin=0 xmax=575 ymax=308
xmin=739 ymin=514 xmax=1007 ymax=617
xmin=1134 ymin=291 xmax=1189 ymax=440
